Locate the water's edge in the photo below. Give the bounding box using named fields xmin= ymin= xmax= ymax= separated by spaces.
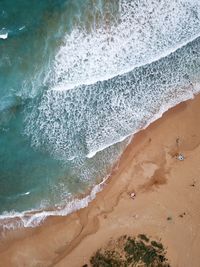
xmin=0 ymin=90 xmax=198 ymax=231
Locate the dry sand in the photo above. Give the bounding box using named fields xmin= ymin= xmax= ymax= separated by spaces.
xmin=1 ymin=94 xmax=200 ymax=267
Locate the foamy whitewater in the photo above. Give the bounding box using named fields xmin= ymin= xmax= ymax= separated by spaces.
xmin=1 ymin=0 xmax=200 ymax=228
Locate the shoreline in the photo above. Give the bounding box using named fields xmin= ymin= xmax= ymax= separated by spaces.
xmin=1 ymin=93 xmax=200 ymax=266
xmin=0 ymin=90 xmax=198 ymax=230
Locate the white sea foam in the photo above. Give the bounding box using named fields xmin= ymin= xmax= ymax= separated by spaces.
xmin=25 ymin=32 xmax=200 ymax=162
xmin=0 ymin=32 xmax=8 ymax=39
xmin=52 ymin=32 xmax=200 ymax=92
xmin=19 ymin=26 xmax=26 ymax=31
xmin=0 ymin=175 xmax=109 ymax=229
xmin=25 ymin=0 xmax=200 ymax=160
xmin=86 ymin=84 xmax=200 ymax=159
xmin=23 ymin=192 xmax=30 ymax=196
xmin=51 ymin=0 xmax=200 ymax=90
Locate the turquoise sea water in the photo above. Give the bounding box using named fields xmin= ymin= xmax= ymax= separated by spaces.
xmin=1 ymin=0 xmax=200 ymax=226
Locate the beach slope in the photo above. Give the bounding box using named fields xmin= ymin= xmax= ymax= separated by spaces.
xmin=1 ymin=94 xmax=200 ymax=267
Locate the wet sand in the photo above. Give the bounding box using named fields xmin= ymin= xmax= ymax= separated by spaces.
xmin=1 ymin=94 xmax=200 ymax=267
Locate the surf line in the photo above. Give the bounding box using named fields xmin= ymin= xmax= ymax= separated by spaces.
xmin=51 ymin=31 xmax=200 ymax=92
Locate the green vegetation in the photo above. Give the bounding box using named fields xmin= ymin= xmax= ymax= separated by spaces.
xmin=89 ymin=234 xmax=170 ymax=267
xmin=90 ymin=250 xmax=122 ymax=267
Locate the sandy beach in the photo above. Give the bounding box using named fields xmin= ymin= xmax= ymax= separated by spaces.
xmin=1 ymin=93 xmax=200 ymax=267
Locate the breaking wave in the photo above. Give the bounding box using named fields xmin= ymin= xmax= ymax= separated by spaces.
xmin=0 ymin=175 xmax=108 ymax=230
xmin=25 ymin=36 xmax=200 ymax=161
xmin=51 ymin=0 xmax=200 ymax=90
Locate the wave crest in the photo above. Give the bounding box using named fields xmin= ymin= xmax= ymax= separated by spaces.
xmin=51 ymin=0 xmax=200 ymax=90
xmin=25 ymin=35 xmax=200 ymax=160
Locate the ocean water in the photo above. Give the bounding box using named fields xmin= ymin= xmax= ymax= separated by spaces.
xmin=1 ymin=0 xmax=200 ymax=228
